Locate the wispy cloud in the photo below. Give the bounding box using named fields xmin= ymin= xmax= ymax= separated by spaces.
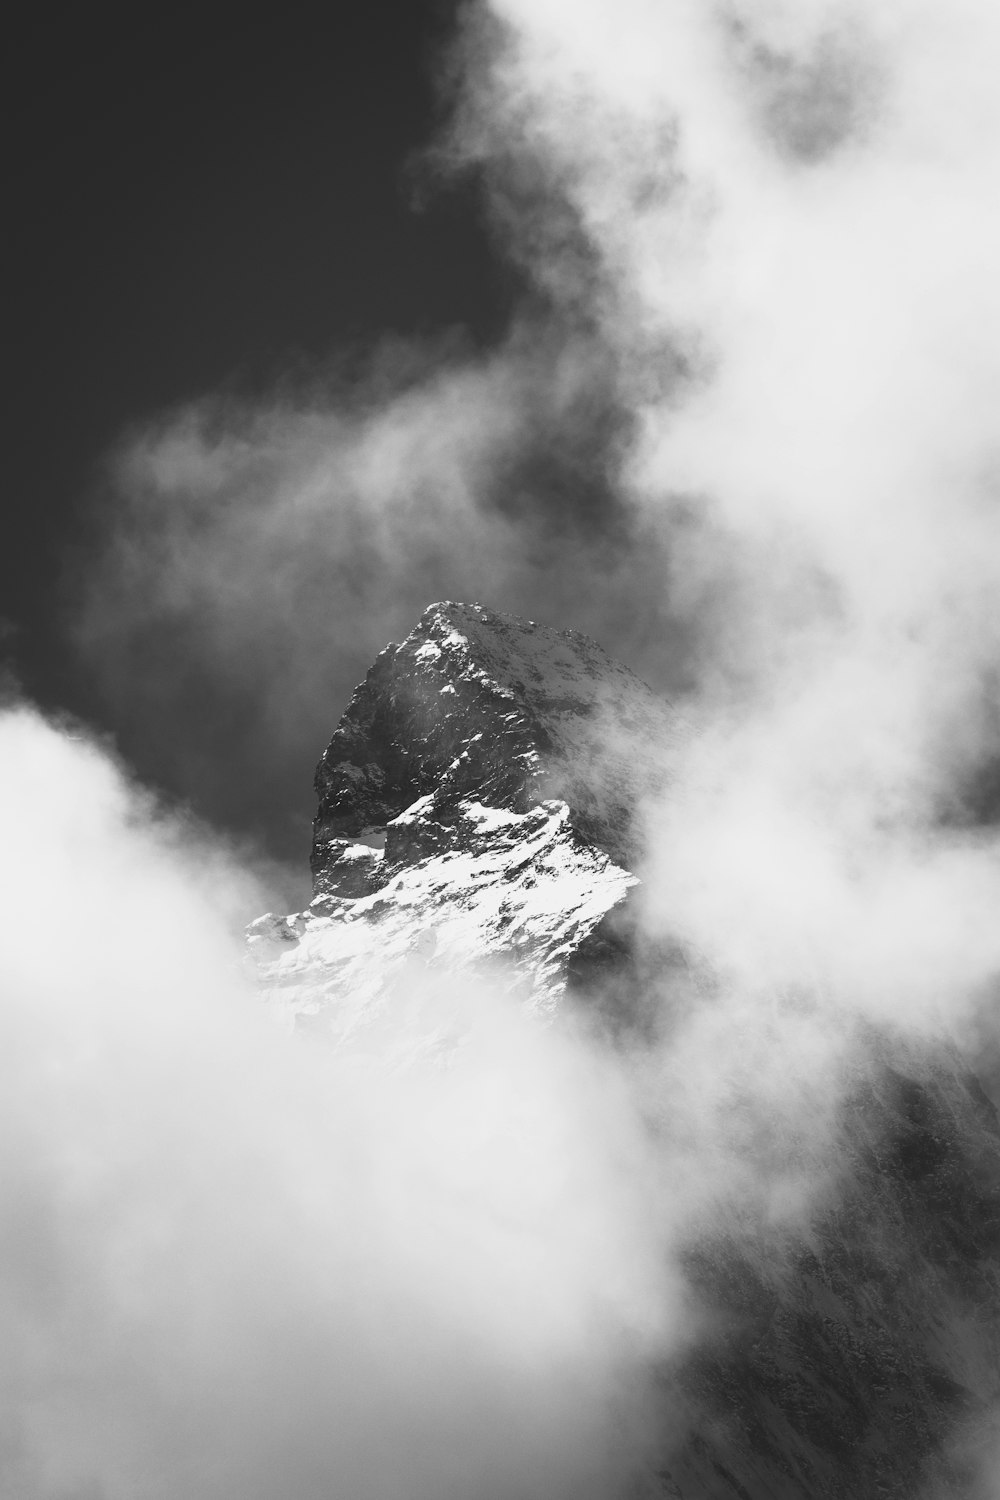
xmin=71 ymin=327 xmax=683 ymax=856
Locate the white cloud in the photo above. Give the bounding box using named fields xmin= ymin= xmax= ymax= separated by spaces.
xmin=0 ymin=708 xmax=672 ymax=1498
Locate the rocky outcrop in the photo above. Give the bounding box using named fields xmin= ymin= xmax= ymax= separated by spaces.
xmin=250 ymin=601 xmax=677 ymax=1022
xmin=310 ymin=599 xmax=678 ymax=890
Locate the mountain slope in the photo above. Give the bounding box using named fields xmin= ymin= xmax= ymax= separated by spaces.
xmin=251 ymin=601 xmax=677 ymax=1026
xmin=311 ymin=599 xmax=679 ymax=877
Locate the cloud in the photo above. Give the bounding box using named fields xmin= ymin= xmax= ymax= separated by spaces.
xmin=446 ymin=0 xmax=1000 ymax=981
xmin=56 ymin=0 xmax=1000 ymax=1488
xmin=446 ymin=2 xmax=1000 ymax=1481
xmin=0 ymin=705 xmax=674 ymax=1498
xmin=70 ymin=330 xmax=690 ymax=860
xmin=68 ymin=2 xmax=1000 ymax=889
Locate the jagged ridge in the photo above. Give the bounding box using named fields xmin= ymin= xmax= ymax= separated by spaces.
xmin=311 ymin=599 xmax=678 ymax=888
xmin=250 ymin=601 xmax=674 ymax=1016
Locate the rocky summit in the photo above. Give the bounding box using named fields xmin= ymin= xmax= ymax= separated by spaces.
xmin=248 ymin=602 xmax=1000 ymax=1499
xmin=249 ymin=601 xmax=678 ymax=1025
xmin=312 ymin=598 xmax=678 ymax=878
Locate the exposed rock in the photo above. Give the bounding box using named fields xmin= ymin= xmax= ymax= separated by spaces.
xmin=311 ymin=599 xmax=679 ymax=891
xmin=251 ymin=601 xmax=675 ymax=1026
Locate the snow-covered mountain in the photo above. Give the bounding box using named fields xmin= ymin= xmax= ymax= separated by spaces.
xmin=249 ymin=601 xmax=678 ymax=1030
xmin=311 ymin=598 xmax=679 ymax=876
xmin=248 ymin=603 xmax=1000 ymax=1499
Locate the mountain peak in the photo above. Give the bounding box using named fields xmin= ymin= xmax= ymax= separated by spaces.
xmin=249 ymin=602 xmax=676 ymax=1019
xmin=311 ymin=600 xmax=678 ymax=891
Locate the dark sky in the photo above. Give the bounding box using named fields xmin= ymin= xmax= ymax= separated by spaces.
xmin=3 ymin=4 xmax=508 ymax=738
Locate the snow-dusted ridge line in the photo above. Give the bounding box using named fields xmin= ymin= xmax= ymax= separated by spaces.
xmin=311 ymin=599 xmax=681 ymax=881
xmin=249 ymin=795 xmax=637 ymax=1036
xmin=247 ymin=602 xmax=670 ymax=1036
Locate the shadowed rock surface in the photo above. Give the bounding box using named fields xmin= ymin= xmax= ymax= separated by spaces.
xmin=251 ymin=602 xmax=677 ymax=1020
xmin=657 ymin=1037 xmax=1000 ymax=1498
xmin=311 ymin=599 xmax=678 ymax=887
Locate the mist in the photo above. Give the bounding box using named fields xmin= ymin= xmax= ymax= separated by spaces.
xmin=71 ymin=333 xmax=677 ymax=860
xmin=41 ymin=0 xmax=1000 ymax=1493
xmin=0 ymin=704 xmax=676 ymax=1498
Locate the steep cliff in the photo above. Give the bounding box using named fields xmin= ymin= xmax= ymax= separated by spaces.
xmin=250 ymin=601 xmax=677 ymax=1023
xmin=311 ymin=599 xmax=678 ymax=882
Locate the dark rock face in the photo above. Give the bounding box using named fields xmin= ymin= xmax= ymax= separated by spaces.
xmin=252 ymin=601 xmax=662 ymax=1024
xmin=311 ymin=600 xmax=677 ymax=896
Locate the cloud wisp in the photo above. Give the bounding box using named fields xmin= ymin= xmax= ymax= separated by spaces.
xmin=70 ymin=330 xmax=676 ymax=859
